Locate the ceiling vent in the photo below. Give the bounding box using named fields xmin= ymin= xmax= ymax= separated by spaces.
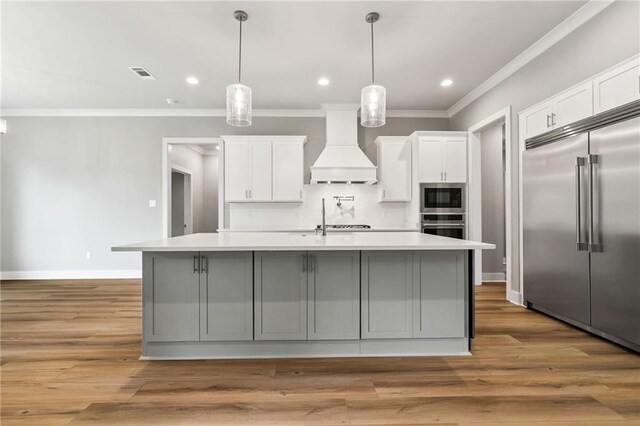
xmin=129 ymin=66 xmax=156 ymax=80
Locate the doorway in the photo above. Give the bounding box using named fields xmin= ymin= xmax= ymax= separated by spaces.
xmin=170 ymin=168 xmax=193 ymax=237
xmin=468 ymin=106 xmax=518 ymax=305
xmin=162 ymin=138 xmax=221 ymax=238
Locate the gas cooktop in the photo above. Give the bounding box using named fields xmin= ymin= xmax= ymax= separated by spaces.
xmin=316 ymin=224 xmax=372 ymax=230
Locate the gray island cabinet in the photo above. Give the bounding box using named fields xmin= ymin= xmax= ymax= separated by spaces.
xmin=114 ymin=232 xmax=494 ymax=359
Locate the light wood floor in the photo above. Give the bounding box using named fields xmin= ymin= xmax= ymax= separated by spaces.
xmin=1 ymin=280 xmax=638 ymax=425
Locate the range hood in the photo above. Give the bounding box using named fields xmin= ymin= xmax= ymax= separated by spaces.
xmin=310 ymin=105 xmax=377 ymax=184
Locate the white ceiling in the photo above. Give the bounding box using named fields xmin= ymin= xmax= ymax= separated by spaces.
xmin=1 ymin=1 xmax=585 ymax=110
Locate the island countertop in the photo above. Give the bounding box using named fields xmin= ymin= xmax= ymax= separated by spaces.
xmin=112 ymin=232 xmax=495 ymax=252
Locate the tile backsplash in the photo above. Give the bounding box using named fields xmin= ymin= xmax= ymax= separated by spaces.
xmin=227 ymin=184 xmax=415 ymax=229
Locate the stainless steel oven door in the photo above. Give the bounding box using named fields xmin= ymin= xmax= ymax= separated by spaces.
xmin=420 ymin=183 xmax=466 ymax=213
xmin=421 ymin=224 xmax=465 ymax=240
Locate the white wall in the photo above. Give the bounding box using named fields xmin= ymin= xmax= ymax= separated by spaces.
xmin=449 ymin=1 xmax=640 ymax=296
xmin=480 ymin=124 xmax=505 ymax=277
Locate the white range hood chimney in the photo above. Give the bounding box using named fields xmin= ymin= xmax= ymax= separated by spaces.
xmin=310 ymin=104 xmax=377 ymax=184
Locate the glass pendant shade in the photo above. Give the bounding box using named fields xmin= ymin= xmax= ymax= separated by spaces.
xmin=226 ymin=83 xmax=252 ymax=127
xmin=360 ymin=84 xmax=386 ymax=127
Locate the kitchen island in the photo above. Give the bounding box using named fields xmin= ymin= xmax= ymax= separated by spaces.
xmin=113 ymin=232 xmax=494 ymax=360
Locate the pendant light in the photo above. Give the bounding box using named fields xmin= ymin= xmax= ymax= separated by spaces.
xmin=361 ymin=12 xmax=386 ymax=128
xmin=226 ymin=10 xmax=252 ymax=127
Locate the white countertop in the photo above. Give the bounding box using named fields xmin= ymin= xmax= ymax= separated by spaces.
xmin=112 ymin=232 xmax=495 ymax=252
xmin=217 ymin=227 xmax=419 ymax=233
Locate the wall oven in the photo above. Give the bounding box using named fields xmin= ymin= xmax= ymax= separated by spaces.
xmin=421 ymin=213 xmax=466 ymax=239
xmin=420 ymin=183 xmax=465 ymax=213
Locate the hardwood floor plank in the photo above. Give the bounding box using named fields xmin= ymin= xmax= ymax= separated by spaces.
xmin=1 ymin=280 xmax=638 ymax=425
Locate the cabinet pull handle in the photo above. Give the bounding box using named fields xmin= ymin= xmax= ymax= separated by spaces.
xmin=302 ymin=255 xmax=306 ymax=272
xmin=200 ymin=256 xmax=207 ymax=273
xmin=382 ymin=189 xmax=385 ymax=199
xmin=444 ymin=171 xmax=447 ymax=181
xmin=551 ymin=113 xmax=556 ymax=126
xmin=248 ymin=189 xmax=252 ymax=198
xmin=546 ymin=114 xmax=550 ymax=128
xmin=193 ymin=256 xmax=199 ymax=274
xmin=300 ymin=189 xmax=302 ymax=199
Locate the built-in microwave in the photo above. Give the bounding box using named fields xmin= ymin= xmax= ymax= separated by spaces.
xmin=420 ymin=183 xmax=466 ymax=213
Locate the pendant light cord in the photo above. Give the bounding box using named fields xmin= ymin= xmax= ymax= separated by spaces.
xmin=370 ymin=21 xmax=375 ymax=84
xmin=238 ymin=21 xmax=242 ymax=83
xmin=238 ymin=19 xmax=243 ymax=83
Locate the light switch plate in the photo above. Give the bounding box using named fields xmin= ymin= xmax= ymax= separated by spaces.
xmin=149 ymin=200 xmax=157 ymax=207
xmin=86 ymin=251 xmax=92 ymax=260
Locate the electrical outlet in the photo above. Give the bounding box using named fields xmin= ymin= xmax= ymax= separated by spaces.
xmin=149 ymin=200 xmax=157 ymax=207
xmin=86 ymin=251 xmax=92 ymax=260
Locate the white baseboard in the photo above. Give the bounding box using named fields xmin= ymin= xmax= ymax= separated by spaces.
xmin=482 ymin=272 xmax=506 ymax=282
xmin=507 ymin=288 xmax=524 ymax=306
xmin=0 ymin=270 xmax=142 ymax=280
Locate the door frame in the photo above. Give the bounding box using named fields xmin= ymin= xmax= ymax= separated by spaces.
xmin=467 ymin=106 xmax=518 ymax=305
xmin=162 ymin=137 xmax=221 ymax=238
xmin=169 ymin=164 xmax=193 ymax=237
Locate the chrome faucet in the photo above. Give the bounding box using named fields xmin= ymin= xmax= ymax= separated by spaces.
xmin=321 ymin=198 xmax=327 ymax=236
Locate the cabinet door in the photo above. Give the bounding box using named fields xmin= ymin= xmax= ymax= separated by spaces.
xmin=379 ymin=141 xmax=412 ymax=201
xmin=553 ymin=82 xmax=593 ymax=128
xmin=593 ymin=59 xmax=640 ymax=114
xmin=361 ymin=251 xmax=413 ymax=339
xmin=443 ymin=138 xmax=467 ymax=183
xmin=418 ymin=139 xmax=444 ymax=183
xmin=521 ymin=101 xmax=553 ymax=139
xmin=200 ymin=252 xmax=253 ymax=341
xmin=307 ymin=251 xmax=360 ymax=340
xmin=225 ymin=142 xmax=250 ymax=202
xmin=273 ymin=141 xmax=303 ymax=202
xmin=143 ymin=252 xmax=200 ymax=342
xmin=413 ymin=251 xmax=466 ymax=338
xmin=249 ymin=141 xmax=273 ymax=201
xmin=254 ymin=251 xmax=307 ymax=340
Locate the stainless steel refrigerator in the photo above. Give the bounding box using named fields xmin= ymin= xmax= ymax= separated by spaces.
xmin=523 ymin=100 xmax=640 ymax=352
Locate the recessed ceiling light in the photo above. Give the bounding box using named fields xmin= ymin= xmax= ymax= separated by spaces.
xmin=186 ymin=76 xmax=199 ymax=85
xmin=166 ymin=98 xmax=177 ymax=105
xmin=440 ymin=78 xmax=453 ymax=87
xmin=317 ymin=77 xmax=330 ymax=86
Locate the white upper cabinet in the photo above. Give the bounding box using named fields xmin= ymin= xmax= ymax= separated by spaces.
xmin=521 ymin=101 xmax=554 ymax=140
xmin=553 ymin=82 xmax=593 ymax=128
xmin=521 ymin=83 xmax=592 ymax=139
xmin=376 ymin=137 xmax=411 ymax=202
xmin=418 ymin=138 xmax=444 ymax=183
xmin=248 ymin=141 xmax=273 ymax=201
xmin=593 ymin=58 xmax=640 ymax=114
xmin=223 ymin=136 xmax=306 ymax=203
xmin=224 ymin=141 xmax=251 ymax=202
xmin=418 ymin=137 xmax=467 ymax=183
xmin=521 ymin=55 xmax=639 ymax=140
xmin=272 ymin=141 xmax=304 ymax=202
xmin=443 ymin=138 xmax=468 ymax=183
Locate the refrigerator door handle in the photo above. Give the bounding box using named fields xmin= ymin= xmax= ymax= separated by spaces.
xmin=575 ymin=157 xmax=588 ymax=251
xmin=588 ymin=154 xmax=602 ymax=252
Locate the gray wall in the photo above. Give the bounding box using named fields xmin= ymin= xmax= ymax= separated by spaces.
xmin=0 ymin=115 xmax=446 ymax=273
xmin=449 ymin=1 xmax=640 ymax=294
xmin=203 ymin=154 xmax=219 ymax=233
xmin=480 ymin=123 xmax=505 ymax=276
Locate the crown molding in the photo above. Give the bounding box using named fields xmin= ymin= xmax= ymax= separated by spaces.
xmin=1 ymin=108 xmax=449 ymax=118
xmin=447 ymin=0 xmax=614 ymax=118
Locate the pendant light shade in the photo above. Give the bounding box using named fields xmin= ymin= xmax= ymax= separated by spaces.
xmin=361 ymin=84 xmax=386 ymax=127
xmin=361 ymin=12 xmax=386 ymax=128
xmin=227 ymin=10 xmax=252 ymax=127
xmin=226 ymin=83 xmax=252 ymax=127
